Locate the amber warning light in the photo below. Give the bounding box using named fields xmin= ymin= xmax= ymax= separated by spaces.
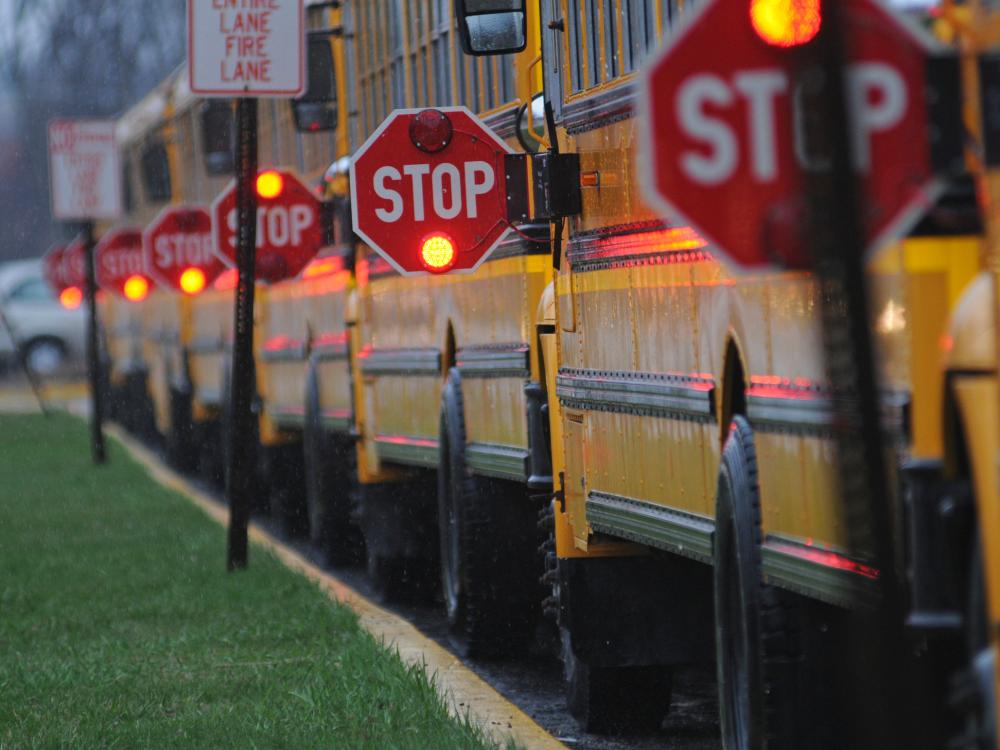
xmin=60 ymin=286 xmax=83 ymax=310
xmin=256 ymin=170 xmax=285 ymax=199
xmin=123 ymin=275 xmax=150 ymax=302
xmin=750 ymin=0 xmax=821 ymax=47
xmin=179 ymin=267 xmax=207 ymax=295
xmin=420 ymin=233 xmax=456 ymax=273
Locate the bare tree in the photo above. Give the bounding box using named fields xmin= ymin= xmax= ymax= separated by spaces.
xmin=0 ymin=1 xmax=186 ymax=260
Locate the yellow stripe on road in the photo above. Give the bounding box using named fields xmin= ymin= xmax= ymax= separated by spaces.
xmin=104 ymin=423 xmax=566 ymax=750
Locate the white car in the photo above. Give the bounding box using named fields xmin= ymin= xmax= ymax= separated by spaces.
xmin=0 ymin=259 xmax=86 ymax=376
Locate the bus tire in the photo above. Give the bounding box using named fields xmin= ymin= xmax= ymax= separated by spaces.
xmin=264 ymin=442 xmax=308 ymax=537
xmin=361 ymin=479 xmax=439 ymax=603
xmin=713 ymin=415 xmax=821 ymax=749
xmin=561 ymin=626 xmax=673 ymax=734
xmin=304 ymin=365 xmax=364 ymax=566
xmin=438 ymin=368 xmax=538 ymax=658
xmin=165 ymin=386 xmax=196 ymax=472
xmin=950 ymin=535 xmax=997 ymax=750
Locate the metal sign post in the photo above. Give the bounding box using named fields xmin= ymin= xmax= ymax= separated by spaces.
xmin=82 ymin=221 xmax=106 ymax=465
xmin=799 ymin=3 xmax=912 ymax=746
xmin=226 ymin=98 xmax=258 ymax=571
xmin=47 ymin=120 xmax=120 ymax=466
xmin=188 ymin=0 xmax=305 ymax=570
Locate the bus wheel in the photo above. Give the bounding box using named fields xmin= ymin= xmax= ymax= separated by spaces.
xmin=360 ymin=478 xmax=439 ymax=603
xmin=561 ymin=625 xmax=673 ymax=734
xmin=303 ymin=368 xmax=364 ymax=566
xmin=714 ymin=416 xmax=817 ymax=750
xmin=438 ymin=368 xmax=539 ymax=658
xmin=950 ymin=536 xmax=997 ymax=749
xmin=263 ymin=443 xmax=308 ymax=537
xmin=165 ymin=386 xmax=196 ymax=472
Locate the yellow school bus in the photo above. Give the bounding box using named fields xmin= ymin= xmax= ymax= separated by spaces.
xmin=458 ymin=0 xmax=997 ymax=743
xmin=104 ymin=75 xmax=180 ymax=439
xmin=341 ymin=0 xmax=555 ymax=650
xmin=250 ymin=0 xmax=353 ymax=537
xmin=104 ymin=0 xmax=998 ymax=744
xmin=135 ymin=72 xmax=237 ymax=477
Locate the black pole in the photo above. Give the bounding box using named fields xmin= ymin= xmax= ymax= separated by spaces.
xmin=83 ymin=221 xmax=105 ymax=464
xmin=800 ymin=4 xmax=912 ymax=746
xmin=226 ymin=97 xmax=258 ymax=571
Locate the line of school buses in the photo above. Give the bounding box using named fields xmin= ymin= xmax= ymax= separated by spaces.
xmin=55 ymin=1 xmax=1000 ymax=746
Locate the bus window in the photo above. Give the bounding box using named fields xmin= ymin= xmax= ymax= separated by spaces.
xmin=567 ymin=0 xmax=584 ymax=92
xmin=200 ymin=101 xmax=234 ymax=176
xmin=585 ymin=0 xmax=600 ymax=86
xmin=431 ymin=0 xmax=453 ymax=106
xmin=390 ymin=0 xmax=407 ymax=108
xmin=567 ymin=0 xmax=684 ymax=89
xmin=601 ymin=0 xmax=618 ymax=80
xmin=140 ymin=140 xmax=171 ymax=203
xmin=293 ymin=34 xmax=338 ymax=133
xmin=483 ymin=55 xmax=495 ymax=108
xmin=343 ymin=3 xmax=360 ymax=149
xmin=540 ymin=0 xmax=566 ymax=118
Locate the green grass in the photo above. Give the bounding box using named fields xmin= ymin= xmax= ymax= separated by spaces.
xmin=0 ymin=413 xmax=506 ymax=750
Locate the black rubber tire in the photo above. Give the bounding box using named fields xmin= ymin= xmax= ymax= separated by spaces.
xmin=135 ymin=372 xmax=157 ymax=445
xmin=21 ymin=336 xmax=66 ymax=377
xmin=195 ymin=418 xmax=225 ymax=489
xmin=366 ymin=549 xmax=436 ymax=602
xmin=713 ymin=415 xmax=824 ymax=750
xmin=561 ymin=626 xmax=673 ymax=734
xmin=303 ymin=366 xmax=364 ymax=565
xmin=165 ymin=387 xmax=196 ymax=472
xmin=438 ymin=368 xmax=539 ymax=659
xmin=949 ymin=536 xmax=997 ymax=750
xmin=263 ymin=442 xmax=308 ymax=537
xmin=360 ymin=478 xmax=439 ymax=604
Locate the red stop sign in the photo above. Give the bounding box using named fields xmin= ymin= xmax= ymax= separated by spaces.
xmin=61 ymin=237 xmax=87 ymax=290
xmin=43 ymin=244 xmax=68 ymax=292
xmin=144 ymin=204 xmax=224 ymax=292
xmin=639 ymin=0 xmax=939 ymax=271
xmin=211 ymin=169 xmax=324 ymax=283
xmin=95 ymin=228 xmax=152 ymax=298
xmin=350 ymin=107 xmax=514 ymax=275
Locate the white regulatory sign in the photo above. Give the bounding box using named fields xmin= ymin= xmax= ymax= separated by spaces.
xmin=47 ymin=119 xmax=122 ymax=221
xmin=188 ymin=0 xmax=305 ymax=98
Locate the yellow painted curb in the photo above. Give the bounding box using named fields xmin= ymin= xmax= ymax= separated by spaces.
xmin=104 ymin=423 xmax=566 ymax=750
xmin=0 ymin=381 xmax=88 ymax=413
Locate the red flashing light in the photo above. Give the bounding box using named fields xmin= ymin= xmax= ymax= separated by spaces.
xmin=179 ymin=267 xmax=207 ymax=295
xmin=409 ymin=109 xmax=453 ymax=154
xmin=213 ymin=268 xmax=238 ymax=291
xmin=123 ymin=275 xmax=149 ymax=302
xmin=256 ymin=170 xmax=284 ymax=199
xmin=750 ymin=0 xmax=821 ymax=47
xmin=59 ymin=286 xmax=83 ymax=310
xmin=419 ymin=233 xmax=457 ymax=273
xmin=301 ymin=255 xmax=345 ymax=279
